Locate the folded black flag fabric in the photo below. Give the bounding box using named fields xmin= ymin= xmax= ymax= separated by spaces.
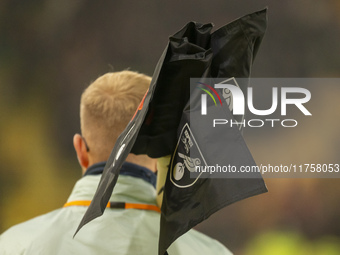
xmin=76 ymin=8 xmax=268 ymax=255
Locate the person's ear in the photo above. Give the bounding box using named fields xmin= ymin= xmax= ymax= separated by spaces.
xmin=73 ymin=134 xmax=89 ymax=170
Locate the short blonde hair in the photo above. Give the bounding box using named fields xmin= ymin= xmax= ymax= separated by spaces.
xmin=80 ymin=70 xmax=151 ymax=161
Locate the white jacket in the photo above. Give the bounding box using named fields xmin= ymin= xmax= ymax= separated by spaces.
xmin=0 ymin=173 xmax=232 ymax=255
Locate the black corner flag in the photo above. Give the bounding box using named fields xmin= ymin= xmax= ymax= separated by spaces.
xmin=75 ymin=8 xmax=268 ymax=255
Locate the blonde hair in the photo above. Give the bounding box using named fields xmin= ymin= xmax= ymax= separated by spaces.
xmin=80 ymin=70 xmax=151 ymax=161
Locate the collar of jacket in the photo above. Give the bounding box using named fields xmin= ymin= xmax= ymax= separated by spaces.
xmin=83 ymin=161 xmax=156 ymax=188
xmin=66 ymin=169 xmax=158 ymax=206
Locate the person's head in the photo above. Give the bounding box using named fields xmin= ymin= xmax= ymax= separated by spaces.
xmin=73 ymin=70 xmax=155 ymax=174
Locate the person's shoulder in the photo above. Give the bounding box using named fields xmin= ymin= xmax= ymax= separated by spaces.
xmin=0 ymin=208 xmax=63 ymax=254
xmin=169 ymin=228 xmax=233 ymax=255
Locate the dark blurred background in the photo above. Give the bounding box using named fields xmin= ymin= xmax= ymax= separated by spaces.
xmin=1 ymin=1 xmax=340 ymax=254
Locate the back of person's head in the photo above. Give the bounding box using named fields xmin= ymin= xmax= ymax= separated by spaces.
xmin=80 ymin=70 xmax=151 ymax=162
